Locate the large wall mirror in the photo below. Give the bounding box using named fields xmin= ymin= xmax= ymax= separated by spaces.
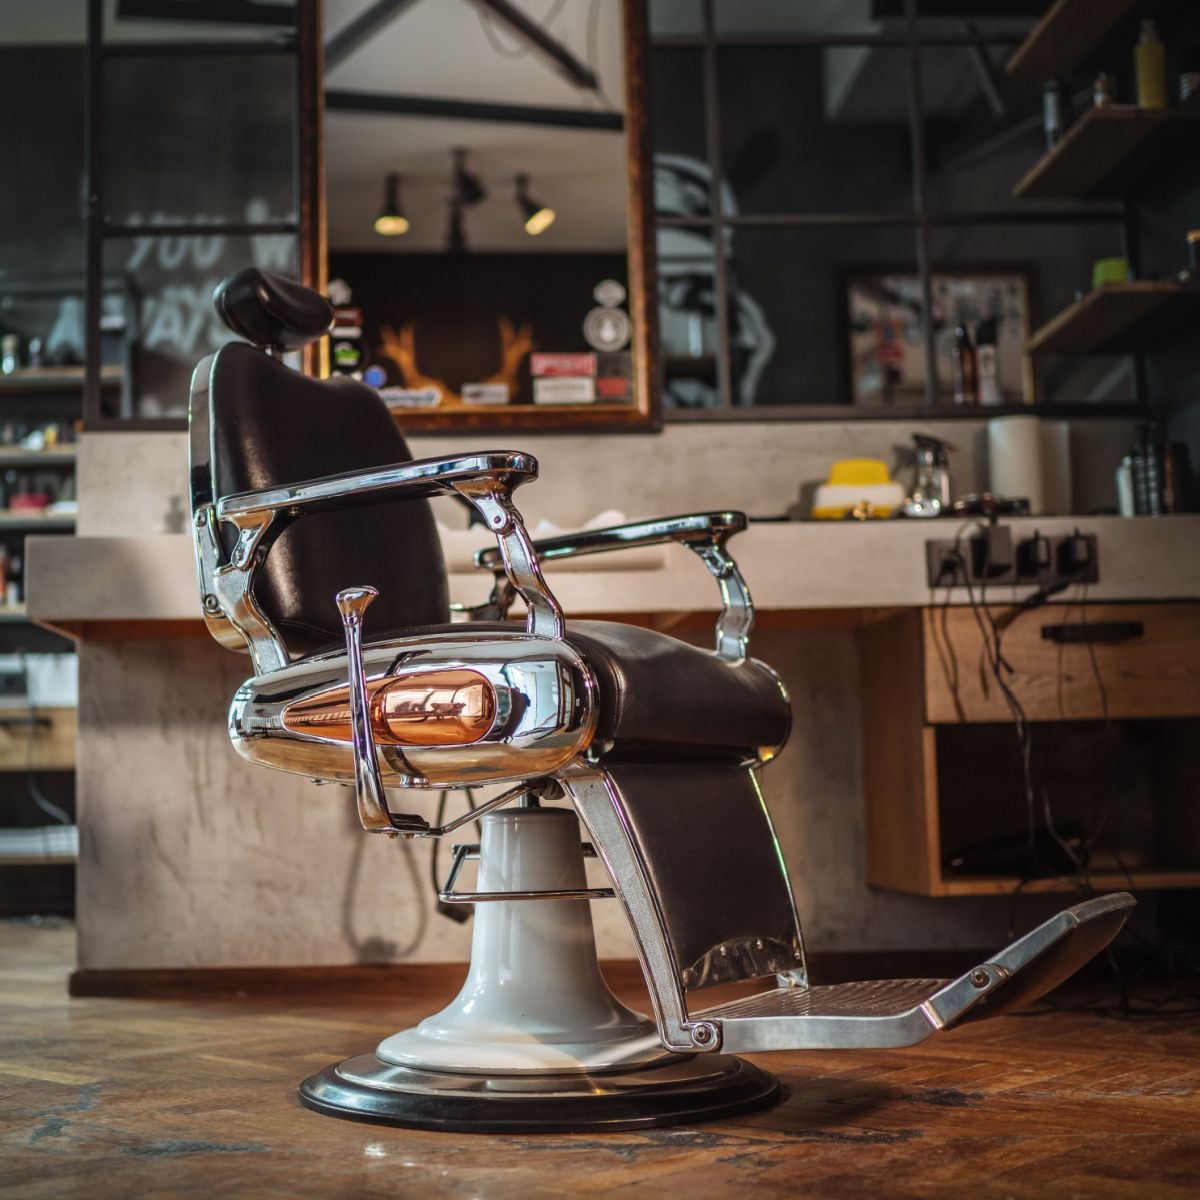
xmin=322 ymin=0 xmax=658 ymax=431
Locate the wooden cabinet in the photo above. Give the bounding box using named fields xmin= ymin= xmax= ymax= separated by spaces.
xmin=0 ymin=707 xmax=76 ymax=773
xmin=862 ymin=603 xmax=1200 ymax=897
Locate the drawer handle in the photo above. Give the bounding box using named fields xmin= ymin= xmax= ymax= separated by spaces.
xmin=1040 ymin=621 xmax=1144 ymax=645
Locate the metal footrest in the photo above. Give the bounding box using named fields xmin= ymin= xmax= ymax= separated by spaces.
xmin=699 ymin=893 xmax=1135 ymax=1054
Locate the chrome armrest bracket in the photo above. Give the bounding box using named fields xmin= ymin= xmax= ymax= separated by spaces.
xmin=476 ymin=511 xmax=754 ymax=660
xmin=685 ymin=537 xmax=754 ymax=661
xmin=451 ymin=478 xmax=564 ymax=640
xmin=209 ymin=508 xmax=290 ymax=675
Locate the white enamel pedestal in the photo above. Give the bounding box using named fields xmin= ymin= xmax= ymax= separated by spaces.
xmin=298 ymin=805 xmax=779 ymax=1132
xmin=378 ymin=807 xmax=668 ymax=1074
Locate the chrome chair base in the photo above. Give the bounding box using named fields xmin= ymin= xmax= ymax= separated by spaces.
xmin=298 ymin=1051 xmax=779 ymax=1133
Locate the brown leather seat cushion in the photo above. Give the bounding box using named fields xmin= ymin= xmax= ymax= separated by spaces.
xmin=314 ymin=619 xmax=790 ymax=758
xmin=567 ymin=620 xmax=790 ymax=756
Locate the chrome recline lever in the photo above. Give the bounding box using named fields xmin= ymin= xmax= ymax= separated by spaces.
xmin=335 ymin=587 xmax=430 ymax=837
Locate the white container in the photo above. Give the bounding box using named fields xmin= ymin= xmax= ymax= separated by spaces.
xmin=1040 ymin=420 xmax=1073 ymax=515
xmin=988 ymin=415 xmax=1045 ymax=514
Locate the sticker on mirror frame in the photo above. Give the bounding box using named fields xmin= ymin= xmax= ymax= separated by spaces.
xmin=593 ymin=279 xmax=627 ymax=308
xmin=380 ymin=386 xmax=442 ymax=408
xmin=531 ymin=352 xmax=597 ymax=377
xmin=583 ymin=306 xmax=631 ymax=352
xmin=534 ymin=377 xmax=596 ymax=405
xmin=462 ymin=382 xmax=511 ymax=405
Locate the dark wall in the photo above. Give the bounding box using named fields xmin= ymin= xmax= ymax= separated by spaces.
xmin=329 ymin=251 xmax=628 ymax=404
xmin=0 ymin=47 xmax=86 ymax=281
xmin=0 ymin=45 xmax=296 ymax=417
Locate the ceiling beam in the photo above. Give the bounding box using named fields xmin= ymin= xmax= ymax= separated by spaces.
xmin=325 ymin=0 xmax=423 ymax=71
xmin=464 ymin=0 xmax=598 ymax=91
xmin=115 ymin=0 xmax=296 ymax=24
xmin=325 ymin=89 xmax=621 ymax=130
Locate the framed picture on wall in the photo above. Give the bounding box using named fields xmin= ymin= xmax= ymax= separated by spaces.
xmin=844 ymin=267 xmax=1035 ymax=407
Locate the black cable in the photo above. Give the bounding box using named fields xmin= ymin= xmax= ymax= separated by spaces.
xmin=478 ymin=0 xmax=570 ymax=59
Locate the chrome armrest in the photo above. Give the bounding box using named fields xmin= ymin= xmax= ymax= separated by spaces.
xmin=217 ymin=451 xmax=539 ymax=522
xmin=476 ymin=511 xmax=754 ymax=660
xmin=201 ymin=450 xmax=564 ymax=674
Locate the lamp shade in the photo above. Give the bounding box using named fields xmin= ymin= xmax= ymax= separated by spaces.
xmin=516 ymin=174 xmax=555 ymax=235
xmin=374 ymin=173 xmax=409 ymax=236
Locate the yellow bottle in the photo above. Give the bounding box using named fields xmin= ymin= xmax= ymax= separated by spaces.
xmin=1136 ymin=18 xmax=1167 ymax=109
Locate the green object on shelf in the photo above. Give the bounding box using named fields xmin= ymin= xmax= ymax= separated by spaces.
xmin=1092 ymin=256 xmax=1132 ymax=289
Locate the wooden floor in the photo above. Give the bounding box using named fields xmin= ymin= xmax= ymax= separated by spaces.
xmin=3 ymin=921 xmax=1199 ymax=1199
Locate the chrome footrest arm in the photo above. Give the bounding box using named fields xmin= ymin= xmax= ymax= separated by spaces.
xmin=698 ymin=893 xmax=1135 ymax=1054
xmin=438 ymin=841 xmax=615 ymax=904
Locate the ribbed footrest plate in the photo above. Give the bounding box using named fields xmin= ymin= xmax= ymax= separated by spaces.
xmin=703 ymin=893 xmax=1136 ymax=1054
xmin=705 ymin=978 xmax=947 ymax=1023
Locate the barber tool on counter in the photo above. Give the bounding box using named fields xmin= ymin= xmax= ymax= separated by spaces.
xmin=902 ymin=434 xmax=952 ymax=518
xmin=811 ymin=458 xmax=903 ymax=520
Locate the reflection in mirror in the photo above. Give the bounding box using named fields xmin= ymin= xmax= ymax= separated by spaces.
xmin=1 ymin=1 xmax=307 ymax=427
xmin=646 ymin=1 xmax=1138 ymax=414
xmin=323 ymin=0 xmax=650 ymax=427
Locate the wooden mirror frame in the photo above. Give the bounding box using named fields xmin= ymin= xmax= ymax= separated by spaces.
xmin=304 ymin=0 xmax=659 ymax=433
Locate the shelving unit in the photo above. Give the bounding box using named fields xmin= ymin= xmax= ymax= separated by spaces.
xmin=0 ymin=511 xmax=76 ymax=530
xmin=863 ymin=605 xmax=1200 ymax=899
xmin=0 ymin=448 xmax=77 ymax=467
xmin=1006 ymin=0 xmax=1138 ymax=78
xmin=1013 ymin=106 xmax=1200 ymax=201
xmin=0 ymin=366 xmax=122 ymax=394
xmin=1026 ymin=281 xmax=1200 ymax=355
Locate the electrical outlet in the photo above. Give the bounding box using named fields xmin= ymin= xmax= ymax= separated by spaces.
xmin=925 ymin=530 xmax=1099 ymax=588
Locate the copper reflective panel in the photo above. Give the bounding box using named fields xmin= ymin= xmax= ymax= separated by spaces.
xmin=282 ymin=670 xmax=496 ymax=747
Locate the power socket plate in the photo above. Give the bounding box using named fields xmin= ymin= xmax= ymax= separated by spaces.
xmin=925 ymin=532 xmax=1099 ymax=588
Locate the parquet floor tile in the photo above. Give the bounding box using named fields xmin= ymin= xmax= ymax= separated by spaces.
xmin=2 ymin=921 xmax=1198 ymax=1199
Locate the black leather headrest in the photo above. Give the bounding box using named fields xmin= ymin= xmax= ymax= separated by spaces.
xmin=213 ymin=268 xmax=333 ymax=351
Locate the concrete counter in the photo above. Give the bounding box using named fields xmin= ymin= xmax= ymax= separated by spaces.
xmin=26 ymin=514 xmax=1200 ymax=634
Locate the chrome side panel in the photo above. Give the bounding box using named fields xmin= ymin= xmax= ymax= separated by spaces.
xmin=230 ymin=631 xmax=598 ymax=789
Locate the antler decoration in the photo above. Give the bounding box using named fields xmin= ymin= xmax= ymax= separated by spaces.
xmin=377 ymin=317 xmax=535 ymax=406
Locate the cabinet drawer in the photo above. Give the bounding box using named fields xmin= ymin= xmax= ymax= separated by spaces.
xmin=0 ymin=706 xmax=76 ymax=771
xmin=923 ymin=603 xmax=1200 ymax=723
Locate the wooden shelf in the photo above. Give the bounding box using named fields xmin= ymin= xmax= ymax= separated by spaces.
xmin=0 ymin=447 xmax=76 ymax=467
xmin=1013 ymin=106 xmax=1200 ymax=201
xmin=0 ymin=366 xmax=122 ymax=394
xmin=1006 ymin=0 xmax=1136 ymax=78
xmin=863 ymin=607 xmax=1200 ymax=899
xmin=1026 ymin=281 xmax=1200 ymax=355
xmin=0 ymin=509 xmax=76 ymax=529
xmin=935 ymin=868 xmax=1200 ymax=897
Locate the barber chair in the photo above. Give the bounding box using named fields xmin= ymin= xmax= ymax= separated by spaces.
xmin=189 ymin=267 xmax=1134 ymax=1133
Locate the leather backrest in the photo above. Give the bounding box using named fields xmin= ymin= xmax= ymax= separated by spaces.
xmin=208 ymin=342 xmax=449 ymax=658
